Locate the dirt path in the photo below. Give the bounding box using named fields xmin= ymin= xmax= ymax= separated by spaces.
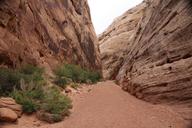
xmin=1 ymin=81 xmax=189 ymax=128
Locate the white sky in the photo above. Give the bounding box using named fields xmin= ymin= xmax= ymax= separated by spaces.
xmin=88 ymin=0 xmax=143 ymax=34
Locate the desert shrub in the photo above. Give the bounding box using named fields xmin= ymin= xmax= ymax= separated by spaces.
xmin=11 ymin=90 xmax=39 ymax=113
xmin=55 ymin=77 xmax=67 ymax=88
xmin=36 ymin=86 xmax=72 ymax=123
xmin=0 ymin=68 xmax=23 ymax=95
xmin=70 ymin=83 xmax=79 ymax=89
xmin=0 ymin=65 xmax=72 ymax=123
xmin=11 ymin=80 xmax=44 ymax=113
xmin=19 ymin=64 xmax=44 ymax=84
xmin=0 ymin=65 xmax=44 ymax=96
xmin=87 ymin=71 xmax=101 ymax=83
xmin=54 ymin=77 xmax=72 ymax=89
xmin=51 ymin=114 xmax=63 ymax=122
xmin=37 ymin=111 xmax=64 ymax=123
xmin=11 ymin=80 xmax=72 ymax=119
xmin=55 ymin=64 xmax=101 ymax=84
xmin=41 ymin=87 xmax=72 ymax=115
xmin=19 ymin=64 xmax=43 ymax=75
xmin=55 ymin=64 xmax=82 ymax=82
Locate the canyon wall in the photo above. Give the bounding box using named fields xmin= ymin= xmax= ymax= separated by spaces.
xmin=99 ymin=3 xmax=147 ymax=79
xmin=0 ymin=0 xmax=101 ymax=73
xmin=100 ymin=0 xmax=192 ymax=120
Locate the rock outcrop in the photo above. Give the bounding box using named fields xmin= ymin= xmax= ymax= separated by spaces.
xmin=0 ymin=97 xmax=22 ymax=117
xmin=99 ymin=3 xmax=147 ymax=79
xmin=100 ymin=0 xmax=192 ymax=121
xmin=0 ymin=0 xmax=101 ymax=73
xmin=0 ymin=108 xmax=18 ymax=122
xmin=0 ymin=98 xmax=22 ymax=122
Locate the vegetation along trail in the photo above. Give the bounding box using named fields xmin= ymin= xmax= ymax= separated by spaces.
xmin=2 ymin=81 xmax=189 ymax=128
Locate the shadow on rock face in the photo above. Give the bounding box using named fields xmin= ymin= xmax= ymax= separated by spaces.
xmin=188 ymin=0 xmax=192 ymax=9
xmin=189 ymin=0 xmax=192 ymax=5
xmin=187 ymin=122 xmax=192 ymax=128
xmin=186 ymin=0 xmax=192 ymax=16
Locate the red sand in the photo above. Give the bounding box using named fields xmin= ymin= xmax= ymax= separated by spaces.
xmin=1 ymin=81 xmax=189 ymax=128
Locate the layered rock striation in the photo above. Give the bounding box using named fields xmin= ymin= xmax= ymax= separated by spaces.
xmin=100 ymin=0 xmax=192 ymax=120
xmin=0 ymin=97 xmax=22 ymax=122
xmin=99 ymin=3 xmax=147 ymax=79
xmin=0 ymin=0 xmax=101 ymax=73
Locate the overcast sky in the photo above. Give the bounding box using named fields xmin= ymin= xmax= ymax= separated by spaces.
xmin=88 ymin=0 xmax=143 ymax=34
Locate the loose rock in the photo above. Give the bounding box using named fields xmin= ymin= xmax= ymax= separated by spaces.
xmin=0 ymin=97 xmax=22 ymax=117
xmin=0 ymin=108 xmax=18 ymax=122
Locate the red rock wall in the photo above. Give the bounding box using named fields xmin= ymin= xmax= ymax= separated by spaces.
xmin=99 ymin=3 xmax=147 ymax=79
xmin=116 ymin=0 xmax=192 ymax=120
xmin=0 ymin=0 xmax=101 ymax=73
xmin=99 ymin=1 xmax=192 ymax=116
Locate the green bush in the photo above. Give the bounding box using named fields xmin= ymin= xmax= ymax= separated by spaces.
xmin=19 ymin=64 xmax=43 ymax=75
xmin=0 ymin=68 xmax=21 ymax=95
xmin=55 ymin=64 xmax=82 ymax=82
xmin=87 ymin=71 xmax=101 ymax=83
xmin=55 ymin=64 xmax=101 ymax=84
xmin=19 ymin=64 xmax=44 ymax=84
xmin=70 ymin=83 xmax=79 ymax=89
xmin=0 ymin=65 xmax=44 ymax=96
xmin=11 ymin=80 xmax=44 ymax=113
xmin=41 ymin=87 xmax=72 ymax=115
xmin=55 ymin=77 xmax=67 ymax=88
xmin=51 ymin=114 xmax=63 ymax=122
xmin=37 ymin=111 xmax=64 ymax=123
xmin=0 ymin=64 xmax=72 ymax=123
xmin=11 ymin=90 xmax=39 ymax=113
xmin=54 ymin=77 xmax=72 ymax=89
xmin=11 ymin=81 xmax=72 ymax=119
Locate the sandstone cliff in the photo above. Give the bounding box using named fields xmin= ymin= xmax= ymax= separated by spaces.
xmin=0 ymin=0 xmax=101 ymax=73
xmin=99 ymin=3 xmax=147 ymax=79
xmin=100 ymin=0 xmax=192 ymax=120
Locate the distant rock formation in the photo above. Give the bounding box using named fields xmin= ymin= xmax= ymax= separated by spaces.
xmin=0 ymin=0 xmax=101 ymax=73
xmin=100 ymin=0 xmax=192 ymax=120
xmin=99 ymin=3 xmax=147 ymax=79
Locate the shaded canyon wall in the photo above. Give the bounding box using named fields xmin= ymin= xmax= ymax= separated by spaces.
xmin=99 ymin=3 xmax=147 ymax=79
xmin=0 ymin=0 xmax=101 ymax=74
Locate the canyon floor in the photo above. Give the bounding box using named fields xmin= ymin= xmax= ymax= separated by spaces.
xmin=1 ymin=81 xmax=189 ymax=128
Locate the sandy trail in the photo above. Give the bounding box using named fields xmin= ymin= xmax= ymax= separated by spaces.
xmin=1 ymin=81 xmax=189 ymax=128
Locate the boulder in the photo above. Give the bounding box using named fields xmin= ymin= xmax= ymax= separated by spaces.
xmin=0 ymin=97 xmax=22 ymax=117
xmin=0 ymin=108 xmax=18 ymax=122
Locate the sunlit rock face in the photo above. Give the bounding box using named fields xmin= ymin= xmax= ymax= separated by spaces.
xmin=0 ymin=0 xmax=101 ymax=73
xmin=99 ymin=3 xmax=147 ymax=79
xmin=101 ymin=0 xmax=192 ymax=120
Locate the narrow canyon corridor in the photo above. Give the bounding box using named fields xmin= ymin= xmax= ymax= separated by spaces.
xmin=1 ymin=0 xmax=192 ymax=128
xmin=2 ymin=81 xmax=189 ymax=128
